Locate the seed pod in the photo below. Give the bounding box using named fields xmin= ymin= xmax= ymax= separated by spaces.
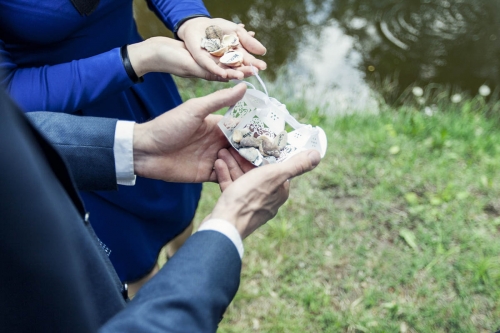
xmin=232 ymin=128 xmax=252 ymax=143
xmin=274 ymin=130 xmax=288 ymax=150
xmin=259 ymin=135 xmax=280 ymax=158
xmin=200 ymin=38 xmax=221 ymax=52
xmin=230 ymin=139 xmax=240 ymax=149
xmin=205 ymin=25 xmax=224 ymax=41
xmin=220 ymin=51 xmax=243 ymax=67
xmin=232 ymin=129 xmax=244 ymax=143
xmin=240 ymin=128 xmax=251 ymax=138
xmin=210 ymin=46 xmax=229 ymax=56
xmin=221 ymin=34 xmax=240 ymax=48
xmin=239 ymin=148 xmax=263 ymax=165
xmin=240 ymin=136 xmax=261 ymax=148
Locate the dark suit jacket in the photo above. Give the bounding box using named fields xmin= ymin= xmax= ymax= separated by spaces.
xmin=0 ymin=89 xmax=241 ymax=332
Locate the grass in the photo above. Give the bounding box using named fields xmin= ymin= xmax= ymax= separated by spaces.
xmin=173 ymin=77 xmax=500 ymax=332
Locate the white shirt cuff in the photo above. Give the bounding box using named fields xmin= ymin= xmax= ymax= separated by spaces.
xmin=114 ymin=120 xmax=136 ymax=186
xmin=198 ymin=219 xmax=244 ymax=259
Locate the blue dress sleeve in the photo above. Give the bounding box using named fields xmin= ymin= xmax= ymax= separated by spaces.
xmin=146 ymin=0 xmax=211 ymax=32
xmin=0 ymin=40 xmax=134 ymax=113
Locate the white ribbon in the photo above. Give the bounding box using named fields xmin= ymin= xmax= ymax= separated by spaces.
xmin=250 ymin=64 xmax=269 ymax=96
xmin=231 ymin=65 xmax=306 ymax=130
xmin=231 ymin=64 xmax=268 ymax=95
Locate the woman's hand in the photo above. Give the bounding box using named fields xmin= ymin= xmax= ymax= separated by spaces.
xmin=127 ymin=37 xmax=246 ymax=82
xmin=176 ymin=17 xmax=267 ymax=80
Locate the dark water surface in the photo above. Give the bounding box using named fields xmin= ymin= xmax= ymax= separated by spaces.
xmin=134 ymin=0 xmax=500 ymax=112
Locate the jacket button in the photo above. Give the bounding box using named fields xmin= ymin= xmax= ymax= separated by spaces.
xmin=121 ymin=283 xmax=128 ymax=300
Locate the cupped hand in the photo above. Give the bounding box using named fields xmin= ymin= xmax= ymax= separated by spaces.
xmin=128 ymin=37 xmax=229 ymax=81
xmin=214 ymin=148 xmax=255 ymax=192
xmin=132 ymin=83 xmax=248 ymax=183
xmin=210 ymin=150 xmax=321 ymax=239
xmin=177 ymin=17 xmax=267 ymax=80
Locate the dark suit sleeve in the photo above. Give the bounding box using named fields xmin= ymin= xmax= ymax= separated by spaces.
xmin=100 ymin=231 xmax=242 ymax=333
xmin=26 ymin=112 xmax=118 ymax=191
xmin=0 ymin=89 xmax=100 ymax=332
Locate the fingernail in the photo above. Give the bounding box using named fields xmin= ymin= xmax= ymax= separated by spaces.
xmin=262 ymin=50 xmax=267 ymax=56
xmin=308 ymin=150 xmax=321 ymax=167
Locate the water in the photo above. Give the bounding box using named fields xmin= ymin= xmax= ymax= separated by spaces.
xmin=134 ymin=0 xmax=500 ymax=112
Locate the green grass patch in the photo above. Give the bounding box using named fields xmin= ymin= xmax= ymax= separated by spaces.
xmin=176 ymin=77 xmax=500 ymax=332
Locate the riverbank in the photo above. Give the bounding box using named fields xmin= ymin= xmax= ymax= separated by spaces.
xmin=176 ymin=78 xmax=500 ymax=332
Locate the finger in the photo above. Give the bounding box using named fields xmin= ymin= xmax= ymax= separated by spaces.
xmin=239 ymin=49 xmax=267 ymax=70
xmin=208 ymin=169 xmax=218 ymax=183
xmin=228 ymin=148 xmax=255 ymax=174
xmin=234 ymin=65 xmax=259 ymax=78
xmin=283 ymin=179 xmax=291 ymax=192
xmin=217 ymin=61 xmax=256 ymax=79
xmin=191 ymin=50 xmax=229 ymax=78
xmin=215 ymin=76 xmax=230 ymax=83
xmin=174 ymin=48 xmax=228 ymax=81
xmin=260 ymin=150 xmax=321 ymax=187
xmin=214 ymin=159 xmax=233 ymax=192
xmin=218 ymin=148 xmax=255 ymax=181
xmin=203 ymin=72 xmax=229 ymax=82
xmin=217 ymin=65 xmax=245 ymax=80
xmin=238 ymin=23 xmax=245 ymax=28
xmin=248 ymin=31 xmax=255 ymax=37
xmin=218 ymin=149 xmax=244 ymax=180
xmin=236 ymin=26 xmax=267 ymax=56
xmin=186 ymin=83 xmax=247 ymax=119
xmin=279 ymin=150 xmax=321 ymax=183
xmin=277 ymin=182 xmax=290 ymax=205
xmin=186 ymin=64 xmax=230 ymax=82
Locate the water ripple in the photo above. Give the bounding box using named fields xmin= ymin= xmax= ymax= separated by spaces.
xmin=379 ymin=1 xmax=483 ymax=50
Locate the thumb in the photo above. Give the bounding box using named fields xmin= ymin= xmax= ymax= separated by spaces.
xmin=186 ymin=83 xmax=247 ymax=120
xmin=266 ymin=150 xmax=321 ymax=187
xmin=236 ymin=26 xmax=267 ymax=56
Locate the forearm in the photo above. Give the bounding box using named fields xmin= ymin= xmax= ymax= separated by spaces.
xmin=100 ymin=231 xmax=241 ymax=332
xmin=127 ymin=38 xmax=187 ymax=78
xmin=1 ymin=41 xmax=133 ymax=113
xmin=26 ymin=112 xmax=118 ymax=191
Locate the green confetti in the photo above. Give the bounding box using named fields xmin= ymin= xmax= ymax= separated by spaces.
xmin=399 ymin=229 xmax=418 ymax=251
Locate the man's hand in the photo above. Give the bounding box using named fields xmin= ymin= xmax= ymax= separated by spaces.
xmin=214 ymin=148 xmax=255 ymax=191
xmin=177 ymin=17 xmax=267 ymax=80
xmin=132 ymin=83 xmax=248 ymax=183
xmin=209 ymin=150 xmax=321 ymax=239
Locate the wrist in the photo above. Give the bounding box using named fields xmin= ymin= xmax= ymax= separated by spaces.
xmin=198 ymin=218 xmax=244 ymax=259
xmin=210 ymin=205 xmax=249 ymax=239
xmin=132 ymin=122 xmax=153 ymax=178
xmin=126 ymin=41 xmax=157 ymax=78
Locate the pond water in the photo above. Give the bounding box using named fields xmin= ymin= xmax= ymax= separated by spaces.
xmin=134 ymin=0 xmax=500 ymax=112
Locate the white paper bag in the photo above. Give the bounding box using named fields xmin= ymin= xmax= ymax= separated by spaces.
xmin=218 ymin=75 xmax=327 ymax=166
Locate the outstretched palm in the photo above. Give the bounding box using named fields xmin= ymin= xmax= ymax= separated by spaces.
xmin=133 ymin=84 xmax=247 ymax=183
